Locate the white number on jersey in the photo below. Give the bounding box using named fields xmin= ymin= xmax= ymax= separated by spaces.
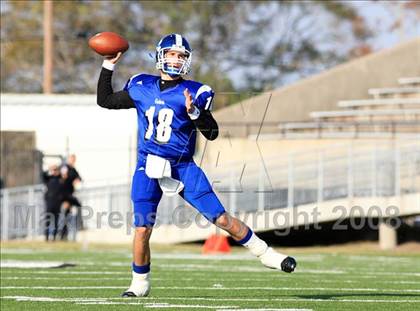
xmin=145 ymin=106 xmax=155 ymax=140
xmin=156 ymin=108 xmax=173 ymax=142
xmin=144 ymin=106 xmax=174 ymax=143
xmin=205 ymin=96 xmax=213 ymax=110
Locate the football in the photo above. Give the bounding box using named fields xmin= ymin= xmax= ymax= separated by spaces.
xmin=88 ymin=32 xmax=129 ymax=56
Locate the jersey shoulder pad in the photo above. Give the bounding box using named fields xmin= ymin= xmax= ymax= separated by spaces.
xmin=124 ymin=73 xmax=159 ymax=91
xmin=184 ymin=80 xmax=215 ymax=111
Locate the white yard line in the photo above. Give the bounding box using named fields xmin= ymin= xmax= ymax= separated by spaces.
xmin=218 ymin=309 xmax=313 ymax=311
xmin=0 ymin=260 xmax=73 ymax=269
xmin=2 ymin=296 xmax=107 ymax=302
xmin=4 ymin=258 xmax=420 ymax=273
xmin=104 ymin=264 xmax=418 ymax=276
xmin=161 ymin=297 xmax=420 ymax=304
xmin=0 ymin=271 xmax=129 ymax=275
xmin=3 ymin=251 xmax=415 ymax=266
xmin=1 ymin=265 xmax=420 ymax=279
xmin=75 ymin=302 xmax=238 ymax=308
xmin=346 ymin=255 xmax=415 ymax=263
xmin=2 ymin=276 xmax=420 ymax=285
xmin=0 ymin=251 xmax=322 ymax=262
xmin=1 ymin=249 xmax=57 ymax=254
xmin=0 ymin=296 xmax=237 ymax=308
xmin=1 ymin=286 xmax=420 ymax=292
xmin=2 ymin=296 xmax=420 ymax=304
xmin=2 ymin=268 xmax=420 ymax=277
xmin=1 ymin=286 xmax=127 ymax=289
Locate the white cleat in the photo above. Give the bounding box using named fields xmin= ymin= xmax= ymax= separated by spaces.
xmin=121 ymin=272 xmax=151 ymax=297
xmin=259 ymin=247 xmax=297 ymax=273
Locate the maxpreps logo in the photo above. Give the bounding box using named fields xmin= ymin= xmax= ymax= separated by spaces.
xmin=155 ymin=98 xmax=165 ymax=105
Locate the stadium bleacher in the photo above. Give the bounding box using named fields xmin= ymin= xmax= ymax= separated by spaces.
xmin=277 ymin=77 xmax=420 ymax=138
xmin=337 ymin=98 xmax=420 ymax=109
xmin=398 ymin=77 xmax=420 ymax=85
xmin=368 ymin=87 xmax=420 ymax=98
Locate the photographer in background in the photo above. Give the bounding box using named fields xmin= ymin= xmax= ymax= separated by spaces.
xmin=42 ymin=164 xmax=63 ymax=241
xmin=59 ymin=154 xmax=83 ymax=241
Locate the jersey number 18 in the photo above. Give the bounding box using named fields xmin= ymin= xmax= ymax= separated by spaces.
xmin=144 ymin=106 xmax=174 ymax=143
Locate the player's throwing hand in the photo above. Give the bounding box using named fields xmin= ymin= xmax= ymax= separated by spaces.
xmin=106 ymin=51 xmax=123 ymax=64
xmin=184 ymin=88 xmax=195 ymax=113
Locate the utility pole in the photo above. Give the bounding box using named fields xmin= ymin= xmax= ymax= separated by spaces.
xmin=43 ymin=0 xmax=53 ymax=94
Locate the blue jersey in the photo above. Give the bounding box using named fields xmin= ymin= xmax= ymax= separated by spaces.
xmin=124 ymin=74 xmax=214 ymax=161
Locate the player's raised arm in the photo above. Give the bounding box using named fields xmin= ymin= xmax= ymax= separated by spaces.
xmin=97 ymin=52 xmax=135 ymax=110
xmin=184 ymin=88 xmax=219 ymax=141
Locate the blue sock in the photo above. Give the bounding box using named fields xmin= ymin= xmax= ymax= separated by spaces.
xmin=132 ymin=262 xmax=150 ymax=274
xmin=237 ymin=228 xmax=253 ymax=245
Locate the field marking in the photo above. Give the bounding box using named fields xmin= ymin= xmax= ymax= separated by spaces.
xmin=347 ymin=255 xmax=417 ymax=263
xmin=218 ymin=309 xmax=312 ymax=311
xmin=2 ymin=296 xmax=107 ymax=302
xmin=153 ymin=264 xmax=420 ymax=276
xmin=83 ymin=262 xmax=420 ymax=272
xmin=3 ymin=276 xmax=420 ymax=285
xmin=75 ymin=302 xmax=238 ymax=308
xmin=3 ymin=250 xmax=417 ymax=265
xmin=0 ymin=271 xmax=130 ymax=275
xmin=0 ymin=296 xmax=237 ymax=308
xmin=0 ymin=251 xmax=323 ymax=262
xmin=69 ymin=260 xmax=420 ymax=271
xmin=0 ymin=267 xmax=360 ymax=275
xmin=84 ymin=258 xmax=417 ymax=271
xmin=4 ymin=257 xmax=420 ymax=271
xmin=2 ymin=286 xmax=420 ymax=293
xmin=2 ymin=296 xmax=420 ymax=304
xmin=89 ymin=254 xmax=323 ymax=262
xmin=0 ymin=260 xmax=74 ymax=269
xmin=2 ymin=269 xmax=420 ymax=278
xmin=1 ymin=249 xmax=57 ymax=254
xmin=87 ymin=266 xmax=420 ymax=276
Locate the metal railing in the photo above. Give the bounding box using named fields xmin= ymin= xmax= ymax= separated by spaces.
xmin=1 ymin=142 xmax=419 ymax=240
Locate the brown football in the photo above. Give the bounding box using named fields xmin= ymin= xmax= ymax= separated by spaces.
xmin=88 ymin=32 xmax=129 ymax=56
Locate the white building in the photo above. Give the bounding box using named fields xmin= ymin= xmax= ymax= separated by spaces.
xmin=1 ymin=93 xmax=138 ymax=187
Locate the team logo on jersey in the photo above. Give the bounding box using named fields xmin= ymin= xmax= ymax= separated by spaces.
xmin=155 ymin=98 xmax=165 ymax=105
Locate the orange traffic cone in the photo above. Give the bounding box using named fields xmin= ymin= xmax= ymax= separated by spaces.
xmin=202 ymin=234 xmax=231 ymax=254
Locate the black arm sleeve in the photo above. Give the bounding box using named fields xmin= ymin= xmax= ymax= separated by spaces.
xmin=193 ymin=110 xmax=219 ymax=141
xmin=97 ymin=68 xmax=135 ymax=109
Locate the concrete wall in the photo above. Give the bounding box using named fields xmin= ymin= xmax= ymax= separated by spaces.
xmin=0 ymin=131 xmax=41 ymax=188
xmin=213 ymin=38 xmax=420 ymax=137
xmin=195 ymin=137 xmax=411 ymax=171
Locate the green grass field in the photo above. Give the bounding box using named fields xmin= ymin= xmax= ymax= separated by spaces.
xmin=1 ymin=241 xmax=419 ymax=310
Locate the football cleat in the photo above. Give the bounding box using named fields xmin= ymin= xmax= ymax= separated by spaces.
xmin=259 ymin=247 xmax=297 ymax=273
xmin=281 ymin=256 xmax=297 ymax=273
xmin=121 ymin=291 xmax=137 ymax=298
xmin=122 ymin=271 xmax=151 ymax=297
xmin=121 ymin=284 xmax=150 ymax=298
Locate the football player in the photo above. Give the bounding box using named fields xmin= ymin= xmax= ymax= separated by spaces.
xmin=96 ymin=33 xmax=297 ymax=297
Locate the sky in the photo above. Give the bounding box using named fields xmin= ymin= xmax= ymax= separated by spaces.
xmin=350 ymin=1 xmax=419 ymax=50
